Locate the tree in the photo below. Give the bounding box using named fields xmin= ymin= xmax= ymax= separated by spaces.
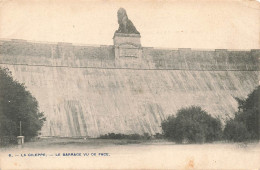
xmin=161 ymin=106 xmax=222 ymax=143
xmin=0 ymin=67 xmax=45 ymax=142
xmin=224 ymin=86 xmax=259 ymax=141
xmin=224 ymin=120 xmax=250 ymax=142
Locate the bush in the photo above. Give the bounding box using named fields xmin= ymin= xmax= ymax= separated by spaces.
xmin=224 ymin=120 xmax=250 ymax=142
xmin=153 ymin=133 xmax=164 ymax=139
xmin=99 ymin=133 xmax=151 ymax=140
xmin=0 ymin=67 xmax=45 ymax=142
xmin=0 ymin=136 xmax=17 ymax=146
xmin=161 ymin=106 xmax=222 ymax=143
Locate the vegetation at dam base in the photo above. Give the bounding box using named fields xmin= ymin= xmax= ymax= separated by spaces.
xmin=224 ymin=86 xmax=260 ymax=142
xmin=99 ymin=132 xmax=155 ymax=140
xmin=163 ymin=86 xmax=259 ymax=143
xmin=99 ymin=87 xmax=259 ymax=144
xmin=0 ymin=67 xmax=46 ymax=145
xmin=161 ymin=106 xmax=222 ymax=143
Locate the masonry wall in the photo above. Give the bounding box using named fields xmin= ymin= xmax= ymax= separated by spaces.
xmin=0 ymin=39 xmax=259 ymax=137
xmin=1 ymin=39 xmax=259 ymax=70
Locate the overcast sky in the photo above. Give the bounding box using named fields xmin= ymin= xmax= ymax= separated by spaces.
xmin=0 ymin=0 xmax=259 ymax=49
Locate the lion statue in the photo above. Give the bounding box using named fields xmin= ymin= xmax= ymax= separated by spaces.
xmin=115 ymin=8 xmax=140 ymax=34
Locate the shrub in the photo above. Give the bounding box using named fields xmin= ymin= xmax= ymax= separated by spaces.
xmin=161 ymin=106 xmax=222 ymax=143
xmin=99 ymin=133 xmax=151 ymax=140
xmin=224 ymin=119 xmax=250 ymax=142
xmin=153 ymin=133 xmax=164 ymax=139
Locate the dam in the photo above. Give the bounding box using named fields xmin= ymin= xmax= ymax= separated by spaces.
xmin=0 ymin=8 xmax=259 ymax=137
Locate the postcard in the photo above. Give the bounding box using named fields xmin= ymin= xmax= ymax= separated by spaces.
xmin=0 ymin=0 xmax=259 ymax=169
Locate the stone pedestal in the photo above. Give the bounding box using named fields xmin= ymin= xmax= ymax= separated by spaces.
xmin=17 ymin=136 xmax=24 ymax=145
xmin=113 ymin=33 xmax=142 ymax=67
xmin=113 ymin=33 xmax=141 ymax=46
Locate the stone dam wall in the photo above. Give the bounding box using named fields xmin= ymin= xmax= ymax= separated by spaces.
xmin=0 ymin=39 xmax=259 ymax=137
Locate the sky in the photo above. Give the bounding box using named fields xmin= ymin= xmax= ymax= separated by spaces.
xmin=0 ymin=0 xmax=259 ymax=49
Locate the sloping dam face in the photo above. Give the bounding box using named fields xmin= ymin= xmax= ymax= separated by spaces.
xmin=0 ymin=39 xmax=259 ymax=137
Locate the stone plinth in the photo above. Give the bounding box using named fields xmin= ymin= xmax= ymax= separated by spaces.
xmin=113 ymin=33 xmax=141 ymax=47
xmin=17 ymin=136 xmax=24 ymax=145
xmin=113 ymin=33 xmax=142 ymax=67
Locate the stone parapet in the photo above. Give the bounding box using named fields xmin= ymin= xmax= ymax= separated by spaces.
xmin=0 ymin=39 xmax=259 ymax=71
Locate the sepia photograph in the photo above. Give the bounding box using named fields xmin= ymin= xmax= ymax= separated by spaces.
xmin=0 ymin=0 xmax=259 ymax=169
